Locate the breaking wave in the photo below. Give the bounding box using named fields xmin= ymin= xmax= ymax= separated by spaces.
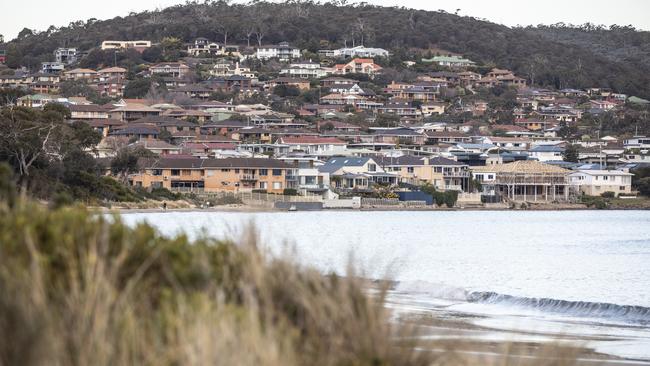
xmin=467 ymin=291 xmax=650 ymax=324
xmin=394 ymin=281 xmax=650 ymax=324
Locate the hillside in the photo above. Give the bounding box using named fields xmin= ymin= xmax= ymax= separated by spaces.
xmin=3 ymin=1 xmax=650 ymax=98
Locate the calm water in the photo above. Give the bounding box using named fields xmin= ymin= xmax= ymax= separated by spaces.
xmin=120 ymin=210 xmax=650 ymax=360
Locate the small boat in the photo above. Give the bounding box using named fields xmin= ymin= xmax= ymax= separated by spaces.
xmin=288 ymin=205 xmax=298 ymax=212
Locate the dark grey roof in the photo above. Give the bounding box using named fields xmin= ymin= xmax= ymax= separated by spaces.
xmin=374 ymin=155 xmax=426 ymax=166
xmin=110 ymin=125 xmax=160 ymax=135
xmin=318 ymin=157 xmax=372 ymax=173
xmin=428 ymin=156 xmax=466 ymax=166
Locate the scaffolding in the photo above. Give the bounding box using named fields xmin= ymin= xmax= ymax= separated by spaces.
xmin=474 ymin=161 xmax=576 ymax=202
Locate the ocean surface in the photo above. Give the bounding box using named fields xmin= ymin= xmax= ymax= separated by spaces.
xmin=119 ymin=210 xmax=650 ymax=361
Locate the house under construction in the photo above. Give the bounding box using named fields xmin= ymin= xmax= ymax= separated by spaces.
xmin=472 ymin=160 xmax=576 ymax=202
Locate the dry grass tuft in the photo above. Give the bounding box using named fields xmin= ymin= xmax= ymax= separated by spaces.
xmin=0 ymin=199 xmax=596 ymax=366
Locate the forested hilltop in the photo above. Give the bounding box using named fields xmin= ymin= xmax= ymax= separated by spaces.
xmin=3 ymin=1 xmax=650 ymax=98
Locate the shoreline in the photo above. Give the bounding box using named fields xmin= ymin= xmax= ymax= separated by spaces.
xmin=96 ymin=204 xmax=650 ymax=214
xmin=389 ymin=297 xmax=650 ymax=365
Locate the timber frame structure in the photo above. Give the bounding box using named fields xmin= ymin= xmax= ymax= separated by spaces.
xmin=473 ymin=161 xmax=577 ymax=202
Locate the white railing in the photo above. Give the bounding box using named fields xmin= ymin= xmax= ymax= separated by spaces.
xmin=198 ymin=191 xmax=323 ymax=203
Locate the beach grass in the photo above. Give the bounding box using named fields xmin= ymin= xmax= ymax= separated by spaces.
xmin=0 ymin=198 xmax=606 ymax=365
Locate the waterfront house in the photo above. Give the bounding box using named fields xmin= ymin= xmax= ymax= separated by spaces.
xmin=128 ymin=157 xmax=295 ymax=193
xmin=374 ymin=155 xmax=445 ymax=187
xmin=569 ymin=170 xmax=633 ymax=197
xmin=318 ymin=157 xmax=397 ymax=190
xmin=472 ymin=160 xmax=573 ymax=202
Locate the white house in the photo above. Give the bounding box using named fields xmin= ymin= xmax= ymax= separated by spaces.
xmin=54 ymin=48 xmax=78 ymax=64
xmin=187 ymin=38 xmax=221 ymax=56
xmin=317 ymin=157 xmax=397 ymax=189
xmin=256 ymin=42 xmax=300 ymax=61
xmin=624 ymin=136 xmax=650 ymax=149
xmin=318 ymin=46 xmax=389 ymax=58
xmin=280 ymin=61 xmax=331 ymax=79
xmin=528 ymin=145 xmax=565 ymax=162
xmin=569 ymin=170 xmax=633 ymax=197
xmin=277 ymin=136 xmax=347 ymax=156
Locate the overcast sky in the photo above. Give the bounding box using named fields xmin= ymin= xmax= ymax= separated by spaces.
xmin=1 ymin=0 xmax=649 ymax=41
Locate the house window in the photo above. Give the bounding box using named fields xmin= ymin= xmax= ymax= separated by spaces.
xmin=407 ymin=167 xmax=414 ymax=173
xmin=272 ymin=169 xmax=282 ymax=176
xmin=259 ymin=169 xmax=268 ymax=176
xmin=235 ymin=169 xmax=240 ymax=174
xmin=151 ymin=181 xmax=163 ymax=188
xmin=206 ymin=170 xmax=214 ymax=177
xmin=603 ymin=176 xmax=608 ymax=181
xmin=171 ymin=169 xmax=180 ymax=176
xmin=259 ymin=182 xmax=268 ymax=189
xmin=368 ymin=163 xmax=377 ymax=172
xmin=151 ymin=169 xmax=162 ymax=176
xmin=221 ymin=169 xmax=230 ymax=172
xmin=273 ymin=182 xmax=282 ymax=190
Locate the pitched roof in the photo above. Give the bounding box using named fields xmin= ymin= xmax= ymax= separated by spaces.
xmin=139 ymin=157 xmax=293 ymax=169
xmin=374 ymin=155 xmax=426 ymax=166
xmin=111 ymin=103 xmax=160 ymax=112
xmin=278 ymin=136 xmax=346 ymax=145
xmin=529 ymin=145 xmax=565 ymax=152
xmin=428 ymin=156 xmax=466 ymax=166
xmin=318 ymin=157 xmax=372 ymax=173
xmin=98 ymin=67 xmax=127 ymax=73
xmin=69 ymin=104 xmax=109 ymax=112
xmin=473 ymin=160 xmax=569 ymax=174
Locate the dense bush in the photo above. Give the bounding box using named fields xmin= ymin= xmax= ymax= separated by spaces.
xmin=422 ymin=185 xmax=459 ymax=208
xmin=632 ymin=167 xmax=650 ymax=196
xmin=4 ymin=3 xmax=650 ymax=98
xmin=0 ymin=198 xmax=433 ymax=366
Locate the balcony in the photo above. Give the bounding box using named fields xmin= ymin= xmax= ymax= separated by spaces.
xmin=442 ymin=171 xmax=471 ymax=178
xmin=239 ymin=174 xmax=258 ymax=181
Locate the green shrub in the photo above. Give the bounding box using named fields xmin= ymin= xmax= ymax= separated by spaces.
xmin=49 ymin=190 xmax=74 ymax=209
xmin=283 ymin=188 xmax=299 ymax=196
xmin=421 ymin=185 xmax=458 ymax=208
xmin=601 ymin=191 xmax=616 ymax=198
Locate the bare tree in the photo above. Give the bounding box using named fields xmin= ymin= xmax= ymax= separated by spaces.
xmin=255 ymin=23 xmax=267 ymax=47
xmin=0 ymin=107 xmax=61 ymax=179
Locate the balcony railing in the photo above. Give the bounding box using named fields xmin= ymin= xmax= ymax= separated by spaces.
xmin=239 ymin=174 xmax=258 ymax=181
xmin=442 ymin=171 xmax=471 ymax=178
